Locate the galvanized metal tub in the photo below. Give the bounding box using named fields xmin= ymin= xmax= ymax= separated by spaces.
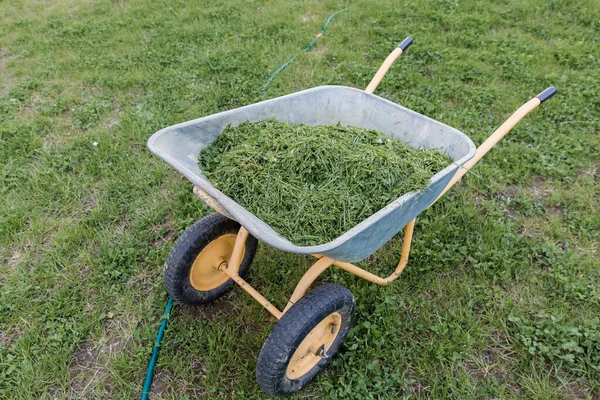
xmin=148 ymin=86 xmax=476 ymax=262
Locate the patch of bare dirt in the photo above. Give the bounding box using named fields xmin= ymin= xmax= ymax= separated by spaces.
xmin=0 ymin=331 xmax=10 ymax=347
xmin=60 ymin=107 xmax=74 ymax=120
xmin=150 ymin=364 xmax=207 ymax=398
xmin=20 ymin=92 xmax=42 ymax=114
xmin=7 ymin=247 xmax=21 ymax=270
xmin=494 ymin=185 xmax=519 ymax=200
xmin=105 ymin=117 xmax=120 ymax=128
xmin=70 ymin=339 xmax=118 ymax=397
xmin=104 ymin=109 xmax=121 ymax=129
xmin=127 ymin=271 xmax=154 ymax=294
xmin=528 ymin=176 xmax=551 ymax=202
xmin=517 ymin=224 xmax=549 ymax=240
xmin=561 ymin=381 xmax=598 ymax=399
xmin=191 ymin=359 xmax=207 ymax=377
xmin=472 ymin=186 xmax=519 ymax=218
xmin=407 ymin=380 xmax=429 ymax=397
xmin=150 ymin=220 xmax=177 ymax=248
xmin=525 ymin=176 xmax=564 ymax=217
xmin=472 ymin=192 xmax=488 ymax=210
xmin=188 ymin=387 xmax=207 ymax=398
xmin=84 ymin=287 xmax=100 ymax=314
xmin=0 ymin=327 xmax=24 ymax=347
xmin=461 ymin=331 xmax=517 ymax=389
xmin=238 ymin=313 xmax=265 ymax=337
xmin=547 ymin=204 xmax=563 ymax=215
xmin=119 ymin=214 xmax=131 ymax=229
xmin=301 ymin=12 xmax=317 ymax=22
xmin=579 ymin=169 xmax=597 ymax=179
xmin=180 ymin=298 xmax=237 ymax=322
xmin=578 ymin=162 xmax=598 ymax=179
xmin=82 ymin=195 xmax=97 ymax=214
xmin=2 ymin=241 xmax=31 ymax=275
xmin=149 ymin=369 xmax=174 ymax=398
xmin=69 ymin=319 xmax=133 ymax=398
xmin=473 ymin=185 xmax=518 ymax=204
xmin=309 ymin=44 xmax=328 ymax=57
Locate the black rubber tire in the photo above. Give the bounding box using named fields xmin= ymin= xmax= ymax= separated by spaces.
xmin=256 ymin=283 xmax=356 ymax=397
xmin=164 ymin=213 xmax=258 ymax=306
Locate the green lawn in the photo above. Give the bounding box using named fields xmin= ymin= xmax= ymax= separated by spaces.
xmin=1 ymin=0 xmax=599 ymax=398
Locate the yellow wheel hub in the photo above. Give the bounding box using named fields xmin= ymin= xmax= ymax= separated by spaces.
xmin=286 ymin=312 xmax=342 ymax=380
xmin=189 ymin=234 xmax=244 ymax=291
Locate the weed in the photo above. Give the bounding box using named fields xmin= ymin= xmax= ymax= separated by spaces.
xmin=508 ymin=313 xmax=600 ymax=381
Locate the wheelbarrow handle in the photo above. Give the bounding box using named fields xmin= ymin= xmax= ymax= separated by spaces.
xmin=433 ymin=86 xmax=557 ymax=202
xmin=398 ymin=36 xmax=413 ymax=51
xmin=536 ymin=86 xmax=557 ymax=103
xmin=365 ymin=36 xmax=413 ymax=94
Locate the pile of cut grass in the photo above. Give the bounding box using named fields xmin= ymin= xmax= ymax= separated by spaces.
xmin=199 ymin=121 xmax=452 ymax=246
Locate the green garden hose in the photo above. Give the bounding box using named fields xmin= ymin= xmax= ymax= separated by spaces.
xmin=141 ymin=297 xmax=174 ymax=400
xmin=262 ymin=7 xmax=349 ymax=91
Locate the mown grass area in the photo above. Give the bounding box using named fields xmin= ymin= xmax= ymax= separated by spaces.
xmin=0 ymin=0 xmax=598 ymax=398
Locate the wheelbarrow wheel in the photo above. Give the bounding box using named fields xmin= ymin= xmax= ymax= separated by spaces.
xmin=256 ymin=283 xmax=355 ymax=397
xmin=164 ymin=213 xmax=257 ymax=306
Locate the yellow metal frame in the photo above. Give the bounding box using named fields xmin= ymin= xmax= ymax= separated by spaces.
xmin=194 ymin=42 xmax=551 ymax=320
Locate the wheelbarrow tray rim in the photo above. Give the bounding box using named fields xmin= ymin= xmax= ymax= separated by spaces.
xmin=148 ymin=86 xmax=476 ymax=262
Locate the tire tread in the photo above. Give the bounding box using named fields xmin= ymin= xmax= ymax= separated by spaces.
xmin=164 ymin=213 xmax=257 ymax=305
xmin=256 ymin=283 xmax=355 ymax=397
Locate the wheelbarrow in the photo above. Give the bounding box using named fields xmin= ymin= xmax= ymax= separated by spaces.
xmin=147 ymin=37 xmax=556 ymax=397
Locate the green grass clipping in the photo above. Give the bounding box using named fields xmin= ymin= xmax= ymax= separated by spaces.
xmin=199 ymin=121 xmax=452 ymax=246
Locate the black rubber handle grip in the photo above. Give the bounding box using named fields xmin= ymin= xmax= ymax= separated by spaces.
xmin=536 ymin=86 xmax=556 ymax=103
xmin=398 ymin=37 xmax=413 ymax=51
